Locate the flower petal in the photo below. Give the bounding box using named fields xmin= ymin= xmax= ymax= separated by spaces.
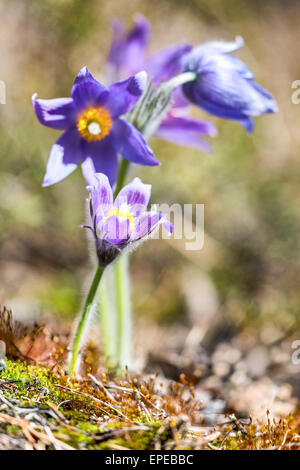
xmin=239 ymin=117 xmax=254 ymax=133
xmin=42 ymin=130 xmax=83 ymax=187
xmin=182 ymin=39 xmax=277 ymax=130
xmin=130 ymin=211 xmax=172 ymax=241
xmin=115 ymin=177 xmax=151 ymax=216
xmin=87 ymin=173 xmax=113 ymax=220
xmin=203 ymin=36 xmax=244 ymax=54
xmin=107 ymin=15 xmax=151 ymax=77
xmin=157 ymin=115 xmax=217 ymax=152
xmin=32 ymin=95 xmax=76 ymax=130
xmin=184 ymin=37 xmax=244 ymax=70
xmin=100 ymin=215 xmax=130 ymax=245
xmin=81 ymin=137 xmax=119 ymax=187
xmin=161 ymin=219 xmax=173 ymax=235
xmin=183 ymin=69 xmax=277 ymax=128
xmin=172 ymin=87 xmax=190 ymax=110
xmin=145 ymin=43 xmax=192 ymax=82
xmin=106 ymin=71 xmax=147 ymax=118
xmin=71 ymin=67 xmax=109 ymax=109
xmin=212 ymin=54 xmax=254 ymax=79
xmin=112 ymin=119 xmax=160 ymax=166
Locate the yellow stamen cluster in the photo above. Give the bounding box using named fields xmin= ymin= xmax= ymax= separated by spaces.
xmin=104 ymin=205 xmax=136 ymax=229
xmin=77 ymin=106 xmax=112 ymax=142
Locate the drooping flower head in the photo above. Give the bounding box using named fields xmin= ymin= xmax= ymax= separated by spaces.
xmin=33 ymin=67 xmax=159 ymax=187
xmin=106 ymin=15 xmax=217 ymax=151
xmin=182 ymin=37 xmax=278 ymax=132
xmin=86 ymin=173 xmax=172 ymax=266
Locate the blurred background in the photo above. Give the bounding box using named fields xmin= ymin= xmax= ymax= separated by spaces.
xmin=0 ymin=0 xmax=299 ymax=418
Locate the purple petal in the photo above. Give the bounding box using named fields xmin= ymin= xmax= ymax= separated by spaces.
xmin=32 ymin=95 xmax=76 ymax=130
xmin=112 ymin=119 xmax=160 ymax=166
xmin=71 ymin=67 xmax=109 ymax=109
xmin=239 ymin=117 xmax=254 ymax=133
xmin=213 ymin=54 xmax=254 ymax=79
xmin=81 ymin=137 xmax=119 ymax=187
xmin=114 ymin=177 xmax=151 ymax=216
xmin=107 ymin=15 xmax=151 ymax=77
xmin=183 ymin=68 xmax=277 ymax=127
xmin=199 ymin=36 xmax=244 ymax=54
xmin=183 ymin=38 xmax=277 ymax=130
xmin=172 ymin=87 xmax=190 ymax=110
xmin=187 ymin=51 xmax=254 ymax=80
xmin=162 ymin=219 xmax=173 ymax=235
xmin=100 ymin=215 xmax=130 ymax=245
xmin=42 ymin=129 xmax=83 ymax=187
xmin=130 ymin=212 xmax=166 ymax=241
xmin=87 ymin=173 xmax=113 ymax=220
xmin=157 ymin=115 xmax=217 ymax=152
xmin=144 ymin=43 xmax=192 ymax=82
xmin=183 ymin=37 xmax=244 ymax=71
xmin=106 ymin=72 xmax=147 ymax=118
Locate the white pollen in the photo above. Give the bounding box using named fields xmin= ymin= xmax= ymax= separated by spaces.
xmin=88 ymin=121 xmax=101 ymax=135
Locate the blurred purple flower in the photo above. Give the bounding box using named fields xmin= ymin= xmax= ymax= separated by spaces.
xmin=86 ymin=173 xmax=173 ymax=266
xmin=106 ymin=15 xmax=217 ymax=151
xmin=107 ymin=14 xmax=151 ymax=78
xmin=33 ymin=67 xmax=159 ymax=187
xmin=182 ymin=37 xmax=278 ymax=132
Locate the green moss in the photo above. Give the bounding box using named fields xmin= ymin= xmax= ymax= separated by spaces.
xmin=6 ymin=425 xmax=21 ymax=435
xmin=2 ymin=359 xmax=298 ymax=450
xmin=0 ymin=359 xmax=174 ymax=449
xmin=2 ymin=359 xmax=53 ymax=386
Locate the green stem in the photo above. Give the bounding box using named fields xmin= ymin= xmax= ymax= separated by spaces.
xmin=68 ymin=265 xmax=105 ymax=375
xmin=114 ymin=159 xmax=131 ymax=197
xmin=115 ymin=253 xmax=132 ymax=371
xmin=99 ymin=268 xmax=117 ymax=364
xmin=114 ymin=158 xmax=132 ymax=372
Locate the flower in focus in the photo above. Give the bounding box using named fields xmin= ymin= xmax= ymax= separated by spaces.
xmin=86 ymin=173 xmax=173 ymax=266
xmin=33 ymin=67 xmax=159 ymax=187
xmin=182 ymin=37 xmax=278 ymax=132
xmin=106 ymin=15 xmax=217 ymax=151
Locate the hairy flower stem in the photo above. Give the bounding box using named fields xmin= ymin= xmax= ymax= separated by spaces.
xmin=113 ymin=160 xmax=132 ymax=373
xmin=114 ymin=158 xmax=131 ymax=197
xmin=68 ymin=265 xmax=105 ymax=375
xmin=99 ymin=269 xmax=118 ymax=363
xmin=115 ymin=253 xmax=132 ymax=372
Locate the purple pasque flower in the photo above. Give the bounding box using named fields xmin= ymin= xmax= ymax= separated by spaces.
xmin=106 ymin=15 xmax=216 ymax=151
xmin=107 ymin=16 xmax=189 ymax=84
xmin=107 ymin=14 xmax=151 ymax=79
xmin=33 ymin=67 xmax=159 ymax=187
xmin=182 ymin=37 xmax=278 ymax=132
xmin=86 ymin=173 xmax=172 ymax=266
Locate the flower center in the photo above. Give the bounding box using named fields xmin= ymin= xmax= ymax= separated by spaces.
xmin=77 ymin=106 xmax=112 ymax=142
xmin=104 ymin=205 xmax=136 ymax=229
xmin=88 ymin=121 xmax=101 ymax=135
